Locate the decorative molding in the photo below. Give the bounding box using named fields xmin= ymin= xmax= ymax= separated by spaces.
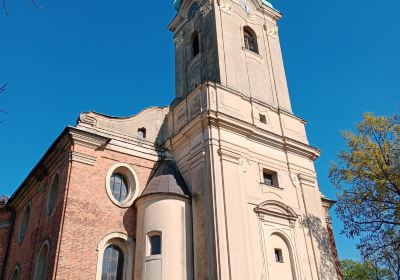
xmin=239 ymin=0 xmax=253 ymax=14
xmin=238 ymin=157 xmax=249 ymax=172
xmin=220 ymin=0 xmax=232 ymax=14
xmin=79 ymin=113 xmax=97 ymax=127
xmin=69 ymin=151 xmax=97 ymax=166
xmin=69 ymin=129 xmax=110 ymax=150
xmin=298 ymin=173 xmax=317 ymax=187
xmin=255 ymin=200 xmax=299 ymax=224
xmin=175 ymin=32 xmax=184 ymax=48
xmin=200 ymin=2 xmax=212 ymax=16
xmin=265 ymin=24 xmax=278 ymax=39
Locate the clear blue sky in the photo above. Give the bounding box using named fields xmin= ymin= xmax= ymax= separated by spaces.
xmin=1 ymin=0 xmax=399 ymax=261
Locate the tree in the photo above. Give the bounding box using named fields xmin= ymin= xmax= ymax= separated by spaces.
xmin=330 ymin=113 xmax=400 ymax=279
xmin=2 ymin=0 xmax=40 ymax=15
xmin=341 ymin=259 xmax=393 ymax=280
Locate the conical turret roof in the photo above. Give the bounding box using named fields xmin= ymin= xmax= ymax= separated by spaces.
xmin=141 ymin=160 xmax=191 ymax=199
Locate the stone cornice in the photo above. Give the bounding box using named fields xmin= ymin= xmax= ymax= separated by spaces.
xmin=7 ymin=127 xmax=110 ymax=207
xmin=68 ymin=127 xmax=110 ymax=150
xmin=208 ymin=111 xmax=320 ymax=160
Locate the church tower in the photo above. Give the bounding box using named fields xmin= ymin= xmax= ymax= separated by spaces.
xmin=166 ymin=0 xmax=341 ymax=279
xmin=0 ymin=1 xmax=341 ymax=280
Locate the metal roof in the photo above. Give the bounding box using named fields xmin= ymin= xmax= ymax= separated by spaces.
xmin=141 ymin=160 xmax=191 ymax=198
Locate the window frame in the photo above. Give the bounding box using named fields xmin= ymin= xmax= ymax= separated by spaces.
xmin=243 ymin=26 xmax=259 ymax=54
xmin=260 ymin=168 xmax=280 ymax=189
xmin=105 ymin=163 xmax=140 ymax=208
xmin=147 ymin=231 xmax=162 ymax=257
xmin=274 ymin=248 xmax=284 ymax=263
xmin=101 ymin=244 xmax=125 ymax=280
xmin=110 ymin=173 xmax=129 ymax=203
xmin=96 ymin=232 xmax=135 ymax=280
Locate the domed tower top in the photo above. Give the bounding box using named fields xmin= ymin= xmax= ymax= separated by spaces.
xmin=174 ymin=0 xmax=273 ymax=11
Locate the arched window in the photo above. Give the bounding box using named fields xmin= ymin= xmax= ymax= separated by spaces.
xmin=192 ymin=31 xmax=200 ymax=58
xmin=137 ymin=127 xmax=146 ymax=139
xmin=18 ymin=203 xmax=31 ymax=244
xmin=8 ymin=265 xmax=20 ymax=280
xmin=46 ymin=173 xmax=60 ymax=215
xmin=33 ymin=241 xmax=49 ymax=280
xmin=110 ymin=173 xmax=128 ymax=202
xmin=101 ymin=245 xmax=125 ymax=280
xmin=243 ymin=27 xmax=258 ymax=53
xmin=187 ymin=2 xmax=199 ymax=20
xmin=96 ymin=233 xmax=134 ymax=280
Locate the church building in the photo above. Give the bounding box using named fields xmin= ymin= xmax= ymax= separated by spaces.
xmin=0 ymin=0 xmax=341 ymax=279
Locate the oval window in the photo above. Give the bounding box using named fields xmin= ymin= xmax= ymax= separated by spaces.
xmin=105 ymin=163 xmax=139 ymax=208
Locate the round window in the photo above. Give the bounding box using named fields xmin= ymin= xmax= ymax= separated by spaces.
xmin=18 ymin=204 xmax=31 ymax=244
xmin=46 ymin=173 xmax=60 ymax=215
xmin=105 ymin=163 xmax=139 ymax=208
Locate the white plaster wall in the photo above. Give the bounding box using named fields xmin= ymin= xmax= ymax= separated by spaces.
xmin=135 ymin=195 xmax=193 ymax=280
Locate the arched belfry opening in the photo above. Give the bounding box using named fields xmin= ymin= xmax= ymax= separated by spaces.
xmin=191 ymin=31 xmax=200 ymax=58
xmin=243 ymin=26 xmax=258 ymax=54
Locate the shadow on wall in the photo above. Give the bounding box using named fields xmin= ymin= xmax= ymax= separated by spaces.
xmin=300 ymin=215 xmax=338 ymax=280
xmin=123 ymin=206 xmax=137 ymax=238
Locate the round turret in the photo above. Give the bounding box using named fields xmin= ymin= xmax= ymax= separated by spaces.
xmin=134 ymin=160 xmax=193 ymax=280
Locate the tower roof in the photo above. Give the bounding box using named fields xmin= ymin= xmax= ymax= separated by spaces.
xmin=174 ymin=0 xmax=274 ymax=12
xmin=141 ymin=160 xmax=191 ymax=198
xmin=174 ymin=0 xmax=183 ymax=11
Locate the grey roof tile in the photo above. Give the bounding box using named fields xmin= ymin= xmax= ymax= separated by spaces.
xmin=141 ymin=160 xmax=191 ymax=198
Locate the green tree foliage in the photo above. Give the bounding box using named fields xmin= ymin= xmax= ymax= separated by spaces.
xmin=341 ymin=259 xmax=393 ymax=280
xmin=330 ymin=113 xmax=400 ymax=279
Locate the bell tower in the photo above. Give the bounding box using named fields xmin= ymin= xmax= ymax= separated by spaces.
xmin=169 ymin=0 xmax=292 ymax=112
xmin=166 ymin=1 xmax=341 ymax=280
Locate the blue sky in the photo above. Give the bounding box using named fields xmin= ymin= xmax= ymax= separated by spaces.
xmin=1 ymin=0 xmax=399 ymax=261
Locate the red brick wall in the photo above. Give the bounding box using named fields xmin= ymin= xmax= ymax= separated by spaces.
xmin=0 ymin=209 xmax=13 ymax=276
xmin=3 ymin=147 xmax=71 ymax=280
xmin=55 ymin=144 xmax=156 ymax=280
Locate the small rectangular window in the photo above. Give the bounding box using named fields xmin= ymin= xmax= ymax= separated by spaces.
xmin=150 ymin=235 xmax=161 ymax=255
xmin=275 ymin=249 xmax=283 ymax=263
xmin=259 ymin=114 xmax=266 ymax=124
xmin=263 ymin=173 xmax=273 ymax=186
xmin=262 ymin=169 xmax=279 ymax=188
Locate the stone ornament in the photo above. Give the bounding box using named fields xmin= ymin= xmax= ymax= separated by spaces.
xmin=240 ymin=0 xmax=253 ymax=14
xmin=80 ymin=114 xmax=97 ymax=127
xmin=289 ymin=172 xmax=300 ymax=188
xmin=220 ymin=0 xmax=232 ymax=14
xmin=175 ymin=33 xmax=184 ymax=48
xmin=239 ymin=157 xmax=249 ymax=172
xmin=266 ymin=24 xmax=278 ymax=38
xmin=200 ymin=2 xmax=213 ymax=16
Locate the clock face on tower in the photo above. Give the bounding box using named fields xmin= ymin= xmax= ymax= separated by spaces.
xmin=240 ymin=0 xmax=253 ymax=13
